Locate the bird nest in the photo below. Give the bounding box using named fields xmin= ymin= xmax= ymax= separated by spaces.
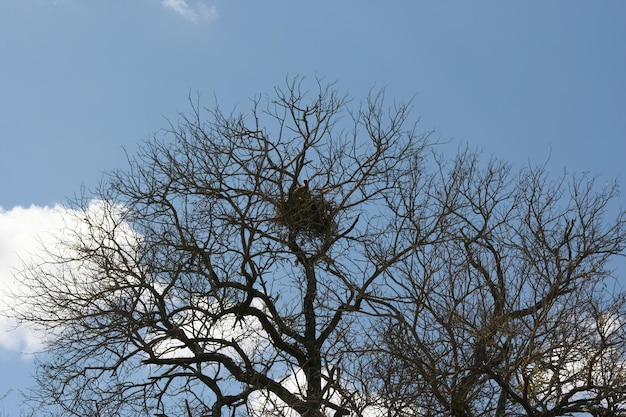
xmin=275 ymin=181 xmax=336 ymax=239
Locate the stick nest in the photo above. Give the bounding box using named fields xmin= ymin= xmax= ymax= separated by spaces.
xmin=275 ymin=182 xmax=336 ymax=239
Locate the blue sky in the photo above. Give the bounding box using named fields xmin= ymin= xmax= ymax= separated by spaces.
xmin=1 ymin=1 xmax=625 ymax=415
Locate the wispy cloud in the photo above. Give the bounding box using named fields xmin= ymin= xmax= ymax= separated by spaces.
xmin=161 ymin=0 xmax=218 ymax=24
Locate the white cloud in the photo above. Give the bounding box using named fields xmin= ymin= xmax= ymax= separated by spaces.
xmin=149 ymin=297 xmax=272 ymax=361
xmin=161 ymin=0 xmax=218 ymax=24
xmin=248 ymin=366 xmax=392 ymax=417
xmin=0 ymin=201 xmax=140 ymax=357
xmin=0 ymin=205 xmax=70 ymax=355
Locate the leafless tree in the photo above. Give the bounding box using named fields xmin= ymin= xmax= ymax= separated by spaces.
xmin=367 ymin=153 xmax=626 ymax=416
xmin=15 ymin=77 xmax=431 ymax=417
xmin=13 ymin=78 xmax=625 ymax=417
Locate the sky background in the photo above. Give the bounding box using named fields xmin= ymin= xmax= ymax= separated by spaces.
xmin=1 ymin=1 xmax=625 ymax=415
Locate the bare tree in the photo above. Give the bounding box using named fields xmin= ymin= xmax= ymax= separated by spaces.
xmin=368 ymin=153 xmax=626 ymax=416
xmin=15 ymin=77 xmax=432 ymax=417
xmin=13 ymin=78 xmax=625 ymax=417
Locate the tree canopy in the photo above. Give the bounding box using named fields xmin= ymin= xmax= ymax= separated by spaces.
xmin=14 ymin=78 xmax=626 ymax=417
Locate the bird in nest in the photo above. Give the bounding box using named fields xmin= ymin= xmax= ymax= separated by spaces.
xmin=291 ymin=179 xmax=310 ymax=201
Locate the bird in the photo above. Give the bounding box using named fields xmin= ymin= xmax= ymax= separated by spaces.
xmin=291 ymin=179 xmax=310 ymax=201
